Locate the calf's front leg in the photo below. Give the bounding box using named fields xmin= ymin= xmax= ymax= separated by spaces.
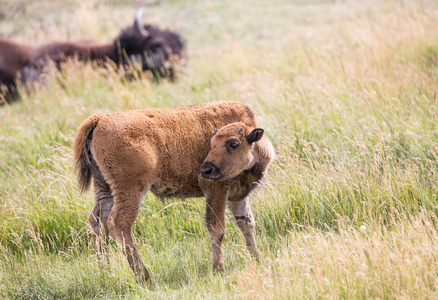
xmin=228 ymin=198 xmax=260 ymax=259
xmin=204 ymin=185 xmax=229 ymax=272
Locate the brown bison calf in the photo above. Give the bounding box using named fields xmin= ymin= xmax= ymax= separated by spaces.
xmin=73 ymin=101 xmax=274 ymax=282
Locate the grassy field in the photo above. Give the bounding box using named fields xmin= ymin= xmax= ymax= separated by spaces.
xmin=1 ymin=0 xmax=438 ymax=298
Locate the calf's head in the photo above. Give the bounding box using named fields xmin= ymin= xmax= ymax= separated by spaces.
xmin=200 ymin=122 xmax=264 ymax=181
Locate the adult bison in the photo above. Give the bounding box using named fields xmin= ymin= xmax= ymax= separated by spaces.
xmin=0 ymin=9 xmax=184 ymax=103
xmin=73 ymin=101 xmax=275 ymax=282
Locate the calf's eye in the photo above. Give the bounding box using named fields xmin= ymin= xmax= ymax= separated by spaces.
xmin=229 ymin=142 xmax=239 ymax=149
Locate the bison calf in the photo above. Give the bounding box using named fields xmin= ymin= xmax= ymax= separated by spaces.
xmin=73 ymin=101 xmax=274 ymax=282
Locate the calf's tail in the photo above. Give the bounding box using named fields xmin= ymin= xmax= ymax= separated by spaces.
xmin=73 ymin=114 xmax=101 ymax=193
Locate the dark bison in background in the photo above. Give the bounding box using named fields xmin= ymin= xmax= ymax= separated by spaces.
xmin=0 ymin=9 xmax=185 ymax=103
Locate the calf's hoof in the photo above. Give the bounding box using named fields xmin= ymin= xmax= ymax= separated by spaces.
xmin=251 ymin=249 xmax=261 ymax=260
xmin=135 ymin=269 xmax=151 ymax=284
xmin=136 ymin=274 xmax=151 ymax=284
xmin=213 ymin=262 xmax=225 ymax=273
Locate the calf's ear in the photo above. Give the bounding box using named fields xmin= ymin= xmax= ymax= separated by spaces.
xmin=247 ymin=128 xmax=264 ymax=144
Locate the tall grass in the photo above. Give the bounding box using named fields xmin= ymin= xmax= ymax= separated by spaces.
xmin=1 ymin=0 xmax=438 ymax=298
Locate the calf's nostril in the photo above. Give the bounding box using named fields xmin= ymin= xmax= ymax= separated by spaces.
xmin=201 ymin=167 xmax=213 ymax=179
xmin=201 ymin=162 xmax=221 ymax=180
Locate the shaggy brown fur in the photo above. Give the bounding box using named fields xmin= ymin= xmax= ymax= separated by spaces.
xmin=0 ymin=9 xmax=184 ymax=103
xmin=73 ymin=101 xmax=275 ymax=282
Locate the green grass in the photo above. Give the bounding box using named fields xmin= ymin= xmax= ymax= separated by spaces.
xmin=1 ymin=0 xmax=438 ymax=298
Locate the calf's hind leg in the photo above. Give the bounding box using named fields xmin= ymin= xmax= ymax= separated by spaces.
xmin=88 ymin=172 xmax=114 ymax=257
xmin=227 ymin=198 xmax=260 ymax=259
xmin=106 ymin=187 xmax=150 ymax=282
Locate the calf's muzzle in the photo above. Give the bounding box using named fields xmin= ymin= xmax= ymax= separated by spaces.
xmin=200 ymin=161 xmax=222 ymax=180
